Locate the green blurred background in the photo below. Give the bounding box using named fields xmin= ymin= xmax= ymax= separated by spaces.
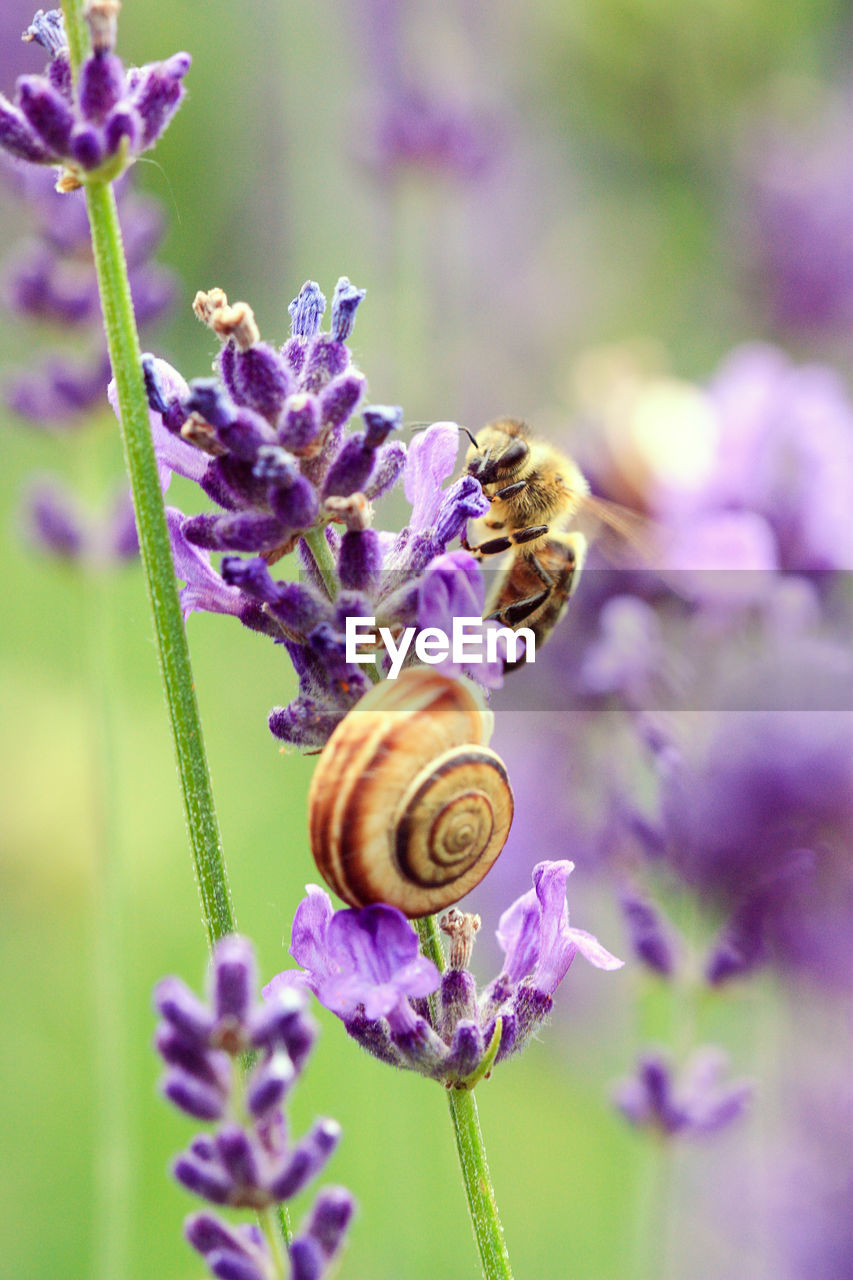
xmin=1 ymin=2 xmax=850 ymax=1277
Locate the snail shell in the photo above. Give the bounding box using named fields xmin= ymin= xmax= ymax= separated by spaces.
xmin=308 ymin=669 xmax=514 ymax=917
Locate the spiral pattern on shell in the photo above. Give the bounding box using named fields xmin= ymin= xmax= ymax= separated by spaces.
xmin=307 ymin=668 xmax=514 ymax=917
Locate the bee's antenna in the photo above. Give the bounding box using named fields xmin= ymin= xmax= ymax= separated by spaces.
xmin=406 ymin=421 xmax=431 ymax=434
xmin=461 ymin=428 xmax=479 ymax=447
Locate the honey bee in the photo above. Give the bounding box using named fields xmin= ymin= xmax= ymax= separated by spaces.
xmin=462 ymin=417 xmax=646 ymax=670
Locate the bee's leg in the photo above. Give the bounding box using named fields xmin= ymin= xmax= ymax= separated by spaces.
xmin=465 ymin=524 xmax=549 ymax=558
xmin=491 ymin=480 xmax=527 ymax=501
xmin=487 ymin=588 xmax=550 ymax=627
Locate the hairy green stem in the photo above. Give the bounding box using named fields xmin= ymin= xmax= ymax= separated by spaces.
xmin=82 ymin=178 xmax=235 ymax=946
xmin=61 ymin=0 xmax=236 ymax=948
xmin=415 ymin=916 xmax=514 ymax=1280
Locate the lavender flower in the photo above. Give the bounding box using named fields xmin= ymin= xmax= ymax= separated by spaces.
xmin=1 ymin=7 xmax=189 ymax=188
xmin=2 ymin=166 xmax=176 ymax=426
xmin=265 ymin=861 xmax=623 ymax=1088
xmin=133 ymin=278 xmax=494 ymax=749
xmin=24 ymin=474 xmax=138 ymax=563
xmin=613 ymin=1047 xmax=752 ymax=1139
xmin=155 ymin=935 xmax=355 ymax=1280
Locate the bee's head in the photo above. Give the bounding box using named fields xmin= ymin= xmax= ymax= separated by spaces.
xmin=464 ymin=423 xmax=530 ymax=486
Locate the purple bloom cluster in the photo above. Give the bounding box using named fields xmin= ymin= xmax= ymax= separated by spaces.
xmin=613 ymin=1047 xmax=752 ymax=1140
xmin=135 ymin=277 xmax=494 ymax=747
xmin=154 ymin=934 xmax=355 ymax=1280
xmin=24 ymin=474 xmax=137 ymax=562
xmin=0 ymin=7 xmax=189 ymax=189
xmin=2 ymin=165 xmax=175 ymax=425
xmin=265 ymin=862 xmax=623 ymax=1088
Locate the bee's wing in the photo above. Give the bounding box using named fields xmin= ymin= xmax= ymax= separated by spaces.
xmin=575 ymin=493 xmax=663 ymax=566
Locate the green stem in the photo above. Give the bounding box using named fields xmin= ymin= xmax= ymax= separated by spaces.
xmin=60 ymin=0 xmax=89 ymax=74
xmin=79 ymin=170 xmax=235 ymax=946
xmin=301 ymin=525 xmax=339 ymax=600
xmin=415 ymin=916 xmax=514 ymax=1280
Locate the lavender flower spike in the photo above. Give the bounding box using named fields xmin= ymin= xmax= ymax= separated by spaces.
xmin=155 ymin=935 xmax=355 ymax=1280
xmin=613 ymin=1047 xmax=753 ymax=1139
xmin=2 ymin=7 xmax=190 ymax=187
xmin=267 ymin=864 xmax=623 ymax=1088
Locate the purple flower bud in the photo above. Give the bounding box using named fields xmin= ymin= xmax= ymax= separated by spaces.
xmin=0 ymin=98 xmax=51 ymax=162
xmin=364 ymin=439 xmax=406 ymax=500
xmin=215 ymin=1125 xmax=262 ymax=1194
xmin=330 ymin=277 xmax=365 ymax=340
xmin=278 ymin=394 xmax=322 ymax=454
xmin=185 ymin=380 xmax=276 ymax=459
xmin=439 ymin=968 xmax=479 ymax=1033
xmin=289 ymin=1238 xmax=325 ymax=1280
xmin=362 ymin=404 xmax=403 ymax=447
xmin=129 ymin=51 xmax=191 ymax=147
xmin=211 ymin=934 xmax=256 ymax=1026
xmin=318 ymin=370 xmax=366 ymax=429
xmin=231 ymin=343 xmax=294 ymax=421
xmin=620 ymin=890 xmax=678 ymax=977
xmin=321 ymin=438 xmax=376 ymax=499
xmin=338 ymin=528 xmax=381 ymax=592
xmin=153 ymin=975 xmax=217 ymax=1042
xmin=25 ymin=9 xmax=67 ymax=58
xmin=247 ymin=989 xmax=316 ymax=1068
xmin=268 ymin=699 xmax=343 ymax=749
xmin=185 ymin=1214 xmax=254 ymax=1259
xmin=252 ymin=445 xmax=298 ymax=485
xmin=78 ymin=51 xmax=124 ymax=123
xmin=444 ymin=1023 xmax=484 ymax=1079
xmin=206 ymin=1252 xmax=266 ymax=1280
xmin=303 ymin=336 xmax=349 ymax=394
xmin=17 ymin=75 xmax=73 ymax=155
xmin=47 ymin=53 xmax=72 ymax=99
xmin=289 ymin=281 xmax=326 ymax=337
xmin=155 ymin=1023 xmax=229 ymax=1089
xmin=162 ymin=1068 xmax=228 ymax=1122
xmin=68 ymin=120 xmax=103 ymax=169
xmin=173 ymin=1152 xmax=233 ymax=1205
xmin=301 ymin=1185 xmax=356 ymax=1256
xmin=268 ymin=474 xmax=319 ymax=530
xmin=268 ymin=1119 xmax=342 ymax=1200
xmin=103 ymin=103 xmax=138 ymax=154
xmin=246 ymin=1052 xmax=295 ymax=1118
xmin=25 ymin=479 xmax=85 ymax=559
xmin=182 ymin=511 xmax=287 ymax=554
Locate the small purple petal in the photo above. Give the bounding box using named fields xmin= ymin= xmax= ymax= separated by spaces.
xmin=289 ymin=281 xmax=326 ymax=338
xmin=330 ymin=277 xmax=365 ymax=340
xmin=246 ymin=1051 xmax=295 ymax=1117
xmin=404 ymin=420 xmax=461 ymax=529
xmin=211 ymin=934 xmax=256 ymax=1025
xmin=17 ymin=76 xmax=73 ymax=155
xmin=267 ymin=1119 xmax=341 ymax=1200
xmin=153 ymin=975 xmax=216 ymax=1041
xmin=78 ymin=51 xmax=124 ymax=123
xmin=162 ymin=1068 xmax=227 ymax=1121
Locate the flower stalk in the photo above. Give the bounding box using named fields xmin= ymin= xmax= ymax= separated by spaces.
xmin=61 ymin=0 xmax=235 ymax=946
xmin=415 ymin=913 xmax=514 ymax=1280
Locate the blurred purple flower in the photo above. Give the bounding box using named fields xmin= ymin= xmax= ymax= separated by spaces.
xmin=0 ymin=8 xmax=189 ymax=183
xmin=155 ymin=934 xmax=355 ymax=1280
xmin=614 ymin=1047 xmax=752 ymax=1139
xmin=740 ymin=96 xmax=853 ymax=333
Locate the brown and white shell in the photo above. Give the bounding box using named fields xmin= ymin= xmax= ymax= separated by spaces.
xmin=307 ymin=668 xmax=514 ymax=918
